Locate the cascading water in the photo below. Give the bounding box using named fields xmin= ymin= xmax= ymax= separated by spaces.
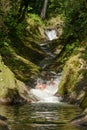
xmin=30 ymin=73 xmax=62 ymax=103
xmin=45 ymin=29 xmax=58 ymax=41
xmin=38 ymin=41 xmax=56 ymax=69
xmin=29 ymin=31 xmax=61 ymax=103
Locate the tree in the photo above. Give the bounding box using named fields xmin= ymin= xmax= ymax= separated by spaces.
xmin=63 ymin=0 xmax=87 ymax=41
xmin=18 ymin=0 xmax=29 ymax=22
xmin=40 ymin=0 xmax=48 ymax=19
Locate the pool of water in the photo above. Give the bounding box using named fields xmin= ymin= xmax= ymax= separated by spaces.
xmin=0 ymin=103 xmax=86 ymax=130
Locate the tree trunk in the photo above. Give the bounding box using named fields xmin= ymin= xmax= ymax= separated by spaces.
xmin=18 ymin=0 xmax=29 ymax=22
xmin=40 ymin=0 xmax=48 ymax=19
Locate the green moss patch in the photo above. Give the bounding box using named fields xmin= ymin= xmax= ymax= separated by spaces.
xmin=58 ymin=54 xmax=84 ymax=96
xmin=0 ymin=56 xmax=29 ymax=104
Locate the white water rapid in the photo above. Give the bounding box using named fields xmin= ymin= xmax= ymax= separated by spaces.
xmin=30 ymin=73 xmax=62 ymax=103
xmin=45 ymin=29 xmax=58 ymax=41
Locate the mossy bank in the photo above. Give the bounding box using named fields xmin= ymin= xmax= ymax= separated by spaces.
xmin=58 ymin=42 xmax=87 ymax=126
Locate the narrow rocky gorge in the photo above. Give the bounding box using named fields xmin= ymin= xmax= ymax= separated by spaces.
xmin=0 ymin=0 xmax=87 ymax=129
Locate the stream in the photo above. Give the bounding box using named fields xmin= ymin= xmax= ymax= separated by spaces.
xmin=0 ymin=30 xmax=86 ymax=130
xmin=28 ymin=30 xmax=61 ymax=103
xmin=0 ymin=103 xmax=85 ymax=130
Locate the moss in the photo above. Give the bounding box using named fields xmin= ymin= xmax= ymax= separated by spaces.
xmin=0 ymin=43 xmax=41 ymax=81
xmin=80 ymin=91 xmax=87 ymax=109
xmin=45 ymin=15 xmax=63 ymax=27
xmin=0 ymin=56 xmax=17 ymax=98
xmin=0 ymin=56 xmax=29 ymax=103
xmin=0 ymin=13 xmax=47 ymax=81
xmin=58 ymin=54 xmax=83 ymax=96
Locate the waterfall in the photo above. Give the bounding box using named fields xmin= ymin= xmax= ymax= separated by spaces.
xmin=29 ymin=73 xmax=62 ymax=103
xmin=28 ymin=34 xmax=61 ymax=103
xmin=45 ymin=29 xmax=58 ymax=41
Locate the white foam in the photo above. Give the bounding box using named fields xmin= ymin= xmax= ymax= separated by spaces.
xmin=45 ymin=29 xmax=58 ymax=41
xmin=29 ymin=75 xmax=61 ymax=103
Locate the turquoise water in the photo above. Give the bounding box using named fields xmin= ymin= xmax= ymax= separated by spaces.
xmin=0 ymin=103 xmax=86 ymax=130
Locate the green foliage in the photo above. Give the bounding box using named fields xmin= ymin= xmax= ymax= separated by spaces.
xmin=47 ymin=0 xmax=65 ymax=17
xmin=5 ymin=9 xmax=27 ymax=40
xmin=63 ymin=0 xmax=87 ymax=41
xmin=60 ymin=41 xmax=79 ymax=64
xmin=82 ymin=42 xmax=87 ymax=66
xmin=27 ymin=13 xmax=44 ymax=26
xmin=65 ymin=40 xmax=79 ymax=54
xmin=28 ymin=0 xmax=44 ymax=15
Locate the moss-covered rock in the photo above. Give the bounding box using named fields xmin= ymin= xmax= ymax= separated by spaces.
xmin=58 ymin=52 xmax=85 ymax=103
xmin=0 ymin=43 xmax=41 ymax=81
xmin=71 ymin=112 xmax=87 ymax=126
xmin=0 ymin=120 xmax=9 ymax=130
xmin=0 ymin=13 xmax=47 ymax=82
xmin=80 ymin=91 xmax=87 ymax=110
xmin=58 ymin=43 xmax=87 ymax=126
xmin=0 ymin=115 xmax=9 ymax=130
xmin=0 ymin=55 xmax=30 ymax=104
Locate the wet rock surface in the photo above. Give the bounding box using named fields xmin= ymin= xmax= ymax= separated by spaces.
xmin=0 ymin=115 xmax=9 ymax=130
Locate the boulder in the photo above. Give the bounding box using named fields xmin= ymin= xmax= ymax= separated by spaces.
xmin=0 ymin=115 xmax=9 ymax=130
xmin=0 ymin=55 xmax=30 ymax=105
xmin=58 ymin=53 xmax=85 ymax=103
xmin=0 ymin=120 xmax=9 ymax=130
